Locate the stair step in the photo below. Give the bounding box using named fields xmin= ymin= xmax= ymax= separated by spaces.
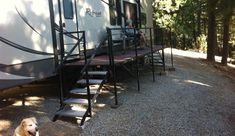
xmin=55 ymin=109 xmax=86 ymax=118
xmin=70 ymin=88 xmax=97 ymax=95
xmin=153 ymin=63 xmax=164 ymax=66
xmin=148 ymin=54 xmax=161 ymax=58
xmin=86 ymin=71 xmax=108 ymax=76
xmin=152 ymin=56 xmax=162 ymax=58
xmin=153 ymin=57 xmax=162 ymax=60
xmin=153 ymin=61 xmax=163 ymax=65
xmin=63 ymin=98 xmax=89 ymax=105
xmin=152 ymin=59 xmax=163 ymax=62
xmin=153 ymin=53 xmax=161 ymax=55
xmin=77 ymin=79 xmax=103 ymax=85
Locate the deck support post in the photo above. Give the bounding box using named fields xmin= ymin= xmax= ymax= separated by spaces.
xmin=48 ymin=0 xmax=64 ymax=107
xmin=134 ymin=29 xmax=140 ymax=92
xmin=169 ymin=28 xmax=175 ymax=71
xmin=150 ymin=28 xmax=155 ymax=82
xmin=159 ymin=28 xmax=166 ymax=75
xmin=57 ymin=0 xmax=66 ymax=107
xmin=107 ymin=28 xmax=119 ymax=108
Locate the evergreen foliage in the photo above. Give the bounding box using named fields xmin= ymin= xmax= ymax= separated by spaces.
xmin=152 ymin=0 xmax=235 ymax=65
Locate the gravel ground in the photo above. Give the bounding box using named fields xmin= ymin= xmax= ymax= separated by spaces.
xmin=0 ymin=49 xmax=235 ymax=136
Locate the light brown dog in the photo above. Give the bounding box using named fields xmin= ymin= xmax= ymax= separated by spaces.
xmin=14 ymin=117 xmax=39 ymax=136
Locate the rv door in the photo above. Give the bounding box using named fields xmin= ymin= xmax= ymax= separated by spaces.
xmin=60 ymin=0 xmax=79 ymax=55
xmin=62 ymin=0 xmax=77 ymax=32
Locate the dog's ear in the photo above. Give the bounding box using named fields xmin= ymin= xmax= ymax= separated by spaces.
xmin=20 ymin=119 xmax=27 ymax=128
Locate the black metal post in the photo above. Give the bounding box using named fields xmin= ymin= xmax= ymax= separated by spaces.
xmin=107 ymin=28 xmax=119 ymax=107
xmin=50 ymin=0 xmax=65 ymax=122
xmin=48 ymin=0 xmax=61 ymax=104
xmin=149 ymin=28 xmax=155 ymax=82
xmin=48 ymin=0 xmax=59 ymax=68
xmin=107 ymin=29 xmax=112 ymax=68
xmin=160 ymin=28 xmax=166 ymax=75
xmin=57 ymin=0 xmax=65 ymax=59
xmin=134 ymin=29 xmax=140 ymax=91
xmin=169 ymin=28 xmax=175 ymax=71
xmin=58 ymin=67 xmax=64 ymax=106
xmin=162 ymin=44 xmax=166 ymax=72
xmin=112 ymin=51 xmax=118 ymax=106
xmin=57 ymin=0 xmax=66 ymax=106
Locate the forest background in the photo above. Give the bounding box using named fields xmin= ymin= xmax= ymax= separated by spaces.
xmin=152 ymin=0 xmax=235 ymax=65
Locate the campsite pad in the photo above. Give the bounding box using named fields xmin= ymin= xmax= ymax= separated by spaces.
xmin=0 ymin=48 xmax=235 ymax=136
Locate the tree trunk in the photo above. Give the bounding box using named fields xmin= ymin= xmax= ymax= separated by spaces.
xmin=207 ymin=10 xmax=216 ymax=61
xmin=221 ymin=17 xmax=230 ymax=65
xmin=197 ymin=1 xmax=202 ymax=36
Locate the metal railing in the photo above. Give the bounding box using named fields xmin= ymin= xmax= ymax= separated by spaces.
xmin=55 ymin=24 xmax=108 ymax=118
xmin=106 ymin=27 xmax=158 ymax=105
xmin=54 ymin=27 xmax=86 ymax=107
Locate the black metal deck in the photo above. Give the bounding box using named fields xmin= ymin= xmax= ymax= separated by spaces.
xmin=66 ymin=46 xmax=163 ymax=66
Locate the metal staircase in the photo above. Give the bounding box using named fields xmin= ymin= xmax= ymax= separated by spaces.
xmin=52 ymin=31 xmax=109 ymax=125
xmin=48 ymin=0 xmax=112 ymax=126
xmin=53 ymin=70 xmax=108 ymax=126
xmin=147 ymin=46 xmax=166 ymax=72
xmin=152 ymin=51 xmax=164 ymax=66
xmin=52 ymin=26 xmax=108 ymax=125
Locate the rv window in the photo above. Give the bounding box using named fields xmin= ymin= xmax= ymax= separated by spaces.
xmin=123 ymin=1 xmax=138 ymax=27
xmin=109 ymin=0 xmax=121 ymax=26
xmin=116 ymin=0 xmax=121 ymax=25
xmin=63 ymin=0 xmax=73 ymax=19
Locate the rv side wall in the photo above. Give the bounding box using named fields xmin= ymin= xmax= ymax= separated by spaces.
xmin=0 ymin=0 xmax=55 ymax=90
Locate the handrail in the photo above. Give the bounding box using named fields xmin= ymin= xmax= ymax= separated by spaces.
xmin=61 ymin=36 xmax=83 ymax=63
xmin=55 ymin=31 xmax=85 ymax=72
xmin=79 ymin=33 xmax=108 ymax=117
xmin=106 ymin=27 xmax=118 ymax=104
xmin=80 ymin=34 xmax=108 ymax=74
xmin=54 ymin=24 xmax=80 ymax=40
xmin=106 ymin=27 xmax=156 ymax=93
xmin=0 ymin=36 xmax=54 ymax=55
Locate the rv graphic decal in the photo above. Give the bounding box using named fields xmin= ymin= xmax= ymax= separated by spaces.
xmin=85 ymin=8 xmax=102 ymax=17
xmin=0 ymin=36 xmax=53 ymax=56
xmin=15 ymin=7 xmax=43 ymax=37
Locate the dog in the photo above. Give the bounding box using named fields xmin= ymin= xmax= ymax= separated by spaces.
xmin=14 ymin=117 xmax=39 ymax=136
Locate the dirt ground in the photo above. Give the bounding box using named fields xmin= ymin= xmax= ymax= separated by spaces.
xmin=0 ymin=48 xmax=235 ymax=136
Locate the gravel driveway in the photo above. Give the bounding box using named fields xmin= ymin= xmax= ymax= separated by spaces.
xmin=0 ymin=49 xmax=234 ymax=136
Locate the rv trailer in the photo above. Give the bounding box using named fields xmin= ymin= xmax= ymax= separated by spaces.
xmin=0 ymin=0 xmax=153 ymax=90
xmin=0 ymin=0 xmax=56 ymax=90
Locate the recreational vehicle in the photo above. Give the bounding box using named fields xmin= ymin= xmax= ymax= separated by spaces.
xmin=0 ymin=0 xmax=153 ymax=90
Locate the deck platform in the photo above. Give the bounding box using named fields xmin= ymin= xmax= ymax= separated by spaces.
xmin=66 ymin=46 xmax=163 ymax=66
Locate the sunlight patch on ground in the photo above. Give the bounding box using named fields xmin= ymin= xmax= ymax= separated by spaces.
xmin=165 ymin=48 xmax=235 ymax=68
xmin=95 ymin=103 xmax=106 ymax=107
xmin=12 ymin=101 xmax=31 ymax=106
xmin=12 ymin=96 xmax=44 ymax=106
xmin=164 ymin=48 xmax=206 ymax=59
xmin=71 ymin=106 xmax=87 ymax=111
xmin=184 ymin=80 xmax=211 ymax=87
xmin=228 ymin=63 xmax=235 ymax=68
xmin=25 ymin=96 xmax=44 ymax=101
